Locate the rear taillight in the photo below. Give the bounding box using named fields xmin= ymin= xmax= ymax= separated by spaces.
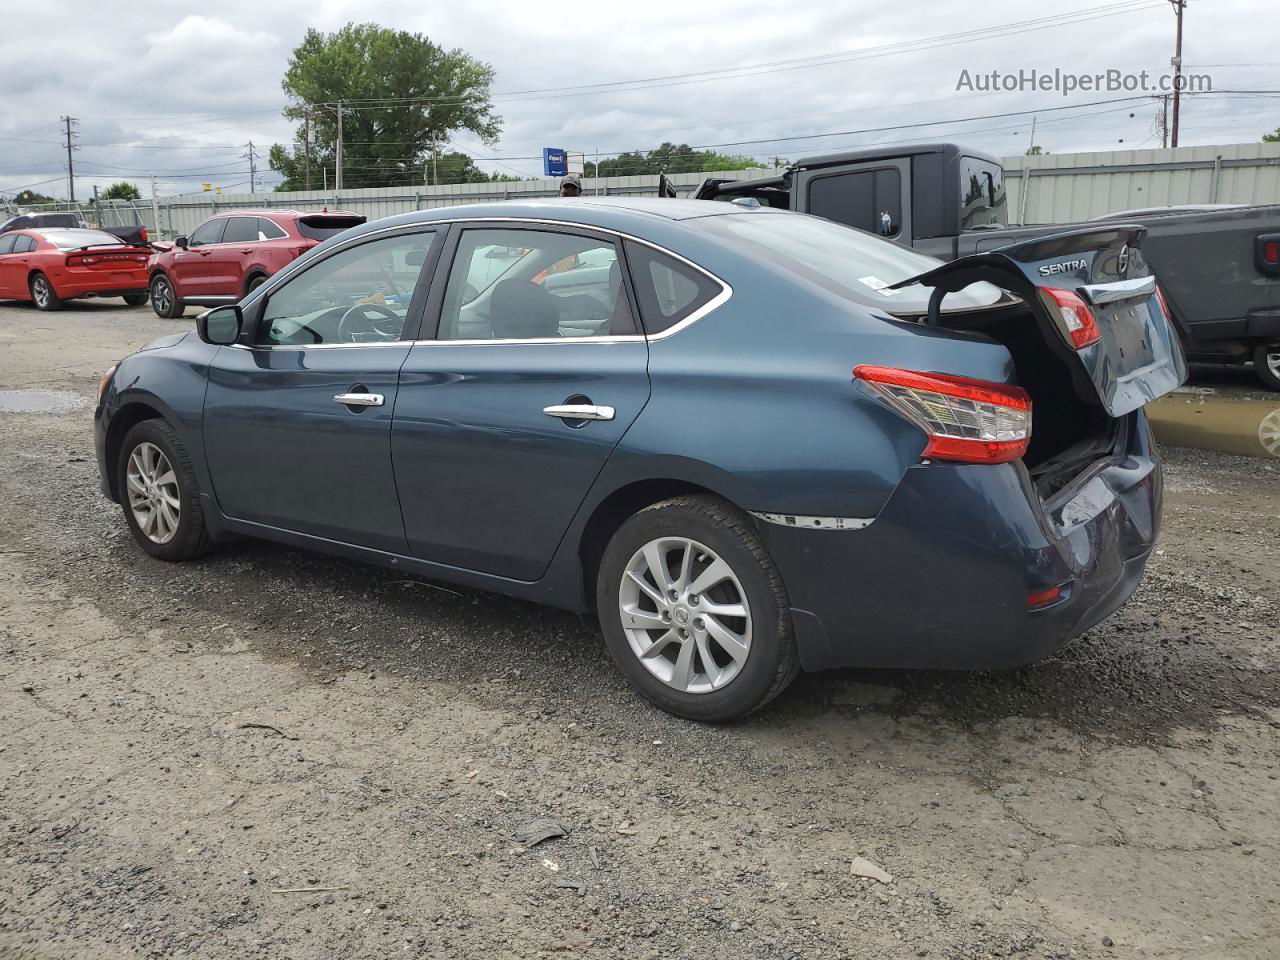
xmin=1041 ymin=287 xmax=1100 ymax=349
xmin=139 ymin=228 xmax=149 ymax=244
xmin=1154 ymin=283 xmax=1172 ymax=320
xmin=853 ymin=365 xmax=1032 ymax=464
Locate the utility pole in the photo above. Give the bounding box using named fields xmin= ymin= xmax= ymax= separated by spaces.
xmin=1157 ymin=94 xmax=1170 ymax=148
xmin=334 ymin=102 xmax=344 ymax=191
xmin=149 ymin=174 xmax=161 ymax=241
xmin=61 ymin=116 xmax=78 ymax=203
xmin=432 ymin=142 xmax=438 ymax=186
xmin=1169 ymin=0 xmax=1186 ymax=148
xmin=303 ymin=108 xmax=312 ymax=191
xmin=243 ymin=141 xmax=260 ymax=194
xmin=1027 ymin=116 xmax=1037 ymax=155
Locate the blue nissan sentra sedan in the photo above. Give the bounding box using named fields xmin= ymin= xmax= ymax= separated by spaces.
xmin=94 ymin=198 xmax=1186 ymax=720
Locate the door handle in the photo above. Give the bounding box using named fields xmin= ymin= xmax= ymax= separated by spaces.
xmin=334 ymin=392 xmax=384 ymax=407
xmin=543 ymin=404 xmax=615 ymax=421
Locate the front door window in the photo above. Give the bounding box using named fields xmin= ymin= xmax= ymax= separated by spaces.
xmin=258 ymin=231 xmax=436 ymax=346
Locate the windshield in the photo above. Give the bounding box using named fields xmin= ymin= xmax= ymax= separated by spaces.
xmin=704 ymin=212 xmax=1004 ymax=313
xmin=40 ymin=229 xmax=126 ymax=250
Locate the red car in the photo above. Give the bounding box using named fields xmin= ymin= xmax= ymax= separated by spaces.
xmin=0 ymin=228 xmax=151 ymax=310
xmin=147 ymin=210 xmax=365 ymax=318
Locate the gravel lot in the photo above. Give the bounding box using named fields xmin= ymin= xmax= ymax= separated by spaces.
xmin=1 ymin=299 xmax=1278 ymax=960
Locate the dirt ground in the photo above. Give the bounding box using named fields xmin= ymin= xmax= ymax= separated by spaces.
xmin=1 ymin=299 xmax=1278 ymax=960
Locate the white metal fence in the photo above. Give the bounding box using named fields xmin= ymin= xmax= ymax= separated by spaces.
xmin=5 ymin=142 xmax=1279 ymax=239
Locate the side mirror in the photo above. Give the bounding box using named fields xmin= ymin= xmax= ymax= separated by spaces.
xmin=197 ymin=305 xmax=243 ymax=345
xmin=174 ymin=236 xmax=189 ymax=249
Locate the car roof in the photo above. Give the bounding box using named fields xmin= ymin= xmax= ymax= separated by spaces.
xmin=793 ymin=142 xmax=1001 ymax=170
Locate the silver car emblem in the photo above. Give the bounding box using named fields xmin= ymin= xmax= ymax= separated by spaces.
xmin=1117 ymin=244 xmax=1130 ymax=277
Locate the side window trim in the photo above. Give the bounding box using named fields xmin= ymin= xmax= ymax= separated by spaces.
xmin=621 ymin=238 xmax=731 ymax=339
xmin=239 ymin=224 xmax=444 ymax=349
xmin=421 ymin=221 xmax=637 ymax=343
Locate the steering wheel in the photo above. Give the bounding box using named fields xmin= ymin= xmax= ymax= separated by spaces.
xmin=338 ymin=303 xmax=403 ymax=343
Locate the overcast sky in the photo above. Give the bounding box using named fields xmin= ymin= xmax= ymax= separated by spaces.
xmin=0 ymin=0 xmax=1274 ymax=199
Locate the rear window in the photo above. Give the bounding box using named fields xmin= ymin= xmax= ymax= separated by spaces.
xmin=960 ymin=156 xmax=1007 ymax=230
xmin=807 ymin=167 xmax=902 ymax=237
xmin=40 ymin=229 xmax=126 ymax=251
xmin=703 ymin=212 xmax=1004 ymax=314
xmin=623 ymin=241 xmax=723 ymax=334
xmin=296 ymin=215 xmax=365 ymax=241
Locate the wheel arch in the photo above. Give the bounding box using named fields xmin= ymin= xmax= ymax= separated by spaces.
xmin=575 ymin=477 xmax=746 ymax=613
xmin=242 ymin=268 xmax=270 ymax=296
xmin=103 ymin=401 xmax=169 ymax=501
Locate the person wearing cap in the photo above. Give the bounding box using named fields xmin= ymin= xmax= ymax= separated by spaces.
xmin=559 ymin=175 xmax=582 ymax=197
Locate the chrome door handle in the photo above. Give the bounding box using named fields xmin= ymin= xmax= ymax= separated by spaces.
xmin=543 ymin=404 xmax=615 ymax=422
xmin=334 ymin=392 xmax=384 ymax=407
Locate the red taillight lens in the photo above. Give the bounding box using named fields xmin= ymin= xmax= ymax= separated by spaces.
xmin=1041 ymin=287 xmax=1100 ymax=349
xmin=1027 ymin=584 xmax=1065 ymax=609
xmin=1264 ymin=240 xmax=1279 ymax=265
xmin=854 ymin=365 xmax=1032 ymax=464
xmin=1154 ymin=283 xmax=1171 ymax=319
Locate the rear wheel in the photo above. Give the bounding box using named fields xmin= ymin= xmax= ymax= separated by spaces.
xmin=150 ymin=274 xmax=184 ymax=318
xmin=1254 ymin=344 xmax=1280 ymax=391
xmin=596 ymin=495 xmax=798 ymax=721
xmin=29 ymin=273 xmax=62 ymax=311
xmin=123 ymin=293 xmax=148 ymax=307
xmin=245 ymin=274 xmax=268 ymax=296
xmin=117 ymin=419 xmax=213 ymax=561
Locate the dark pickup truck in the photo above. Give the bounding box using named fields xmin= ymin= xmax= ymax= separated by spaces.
xmin=1 ymin=211 xmax=149 ymax=247
xmin=690 ymin=143 xmax=1280 ymax=389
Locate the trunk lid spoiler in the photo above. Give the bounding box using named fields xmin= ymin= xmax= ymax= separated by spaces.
xmin=889 ymin=225 xmax=1187 ymax=417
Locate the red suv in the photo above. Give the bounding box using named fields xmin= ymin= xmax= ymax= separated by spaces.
xmin=147 ymin=210 xmax=364 ymax=318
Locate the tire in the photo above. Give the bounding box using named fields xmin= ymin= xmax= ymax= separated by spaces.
xmin=29 ymin=273 xmax=62 ymax=311
xmin=244 ymin=274 xmax=268 ymax=297
xmin=116 ymin=419 xmax=213 ymax=561
xmin=150 ymin=274 xmax=184 ymax=319
xmin=1254 ymin=344 xmax=1280 ymax=392
xmin=123 ymin=293 xmax=149 ymax=307
xmin=596 ymin=495 xmax=799 ymax=721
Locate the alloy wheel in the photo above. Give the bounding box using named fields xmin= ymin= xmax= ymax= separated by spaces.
xmin=618 ymin=536 xmax=752 ymax=694
xmin=32 ymin=276 xmax=49 ymax=308
xmin=152 ymin=278 xmax=172 ymax=314
xmin=1267 ymin=349 xmax=1280 ymax=382
xmin=126 ymin=442 xmax=181 ymax=544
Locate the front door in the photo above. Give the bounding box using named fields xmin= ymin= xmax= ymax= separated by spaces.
xmin=170 ymin=217 xmax=226 ymax=299
xmin=392 ymin=224 xmax=651 ymax=581
xmin=202 ymin=226 xmax=441 ymax=553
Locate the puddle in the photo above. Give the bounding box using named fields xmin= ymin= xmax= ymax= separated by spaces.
xmin=0 ymin=390 xmax=92 ymax=413
xmin=1148 ymin=391 xmax=1280 ymax=459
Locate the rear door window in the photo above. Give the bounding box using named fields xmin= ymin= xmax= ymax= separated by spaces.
xmin=221 ymin=217 xmax=260 ymax=243
xmin=622 ymin=241 xmax=722 ymax=335
xmin=188 ymin=219 xmax=226 ymax=247
xmin=14 ymin=235 xmax=36 ymax=253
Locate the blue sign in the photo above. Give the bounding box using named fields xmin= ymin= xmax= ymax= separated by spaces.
xmin=543 ymin=148 xmax=567 ymax=178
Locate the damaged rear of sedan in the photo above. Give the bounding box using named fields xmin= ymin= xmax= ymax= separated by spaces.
xmin=93 ymin=199 xmax=1185 ymax=721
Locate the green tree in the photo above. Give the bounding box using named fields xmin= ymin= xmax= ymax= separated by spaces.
xmin=101 ymin=181 xmax=141 ymax=200
xmin=584 ymin=143 xmax=765 ymax=178
xmin=1264 ymin=127 xmax=1280 ymax=143
xmin=10 ymin=189 xmax=57 ymax=205
xmin=268 ymin=22 xmax=501 ymax=191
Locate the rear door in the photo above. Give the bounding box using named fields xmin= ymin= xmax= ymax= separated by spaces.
xmin=390 ymin=223 xmax=650 ymax=581
xmin=0 ymin=233 xmax=22 ymax=297
xmin=794 ymin=159 xmax=911 ymax=241
xmin=205 ymin=216 xmax=260 ymax=296
xmin=202 ymin=225 xmax=442 ymax=552
xmin=895 ymin=225 xmax=1187 ymax=416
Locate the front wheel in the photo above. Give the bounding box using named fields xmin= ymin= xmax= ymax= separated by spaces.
xmin=123 ymin=293 xmax=149 ymax=307
xmin=117 ymin=419 xmax=213 ymax=561
xmin=29 ymin=273 xmax=62 ymax=311
xmin=596 ymin=496 xmax=798 ymax=721
xmin=1254 ymin=344 xmax=1280 ymax=391
xmin=150 ymin=274 xmax=184 ymax=319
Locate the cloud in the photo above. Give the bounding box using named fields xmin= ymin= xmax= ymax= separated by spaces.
xmin=1 ymin=0 xmax=1274 ymax=199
